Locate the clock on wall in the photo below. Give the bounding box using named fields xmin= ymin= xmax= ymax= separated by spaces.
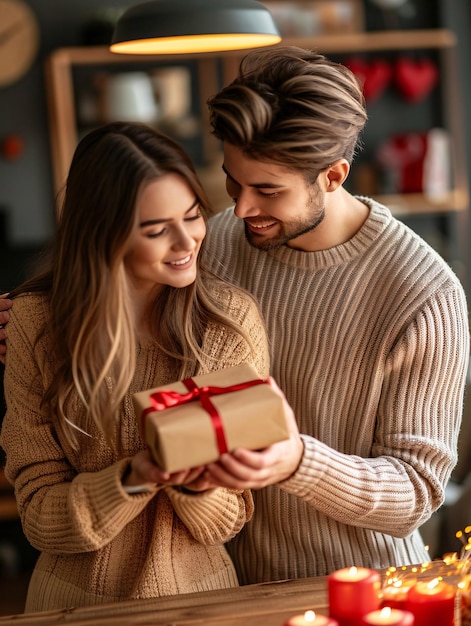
xmin=0 ymin=0 xmax=40 ymax=88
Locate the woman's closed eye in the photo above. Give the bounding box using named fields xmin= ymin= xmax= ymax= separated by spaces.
xmin=184 ymin=211 xmax=202 ymax=222
xmin=146 ymin=211 xmax=202 ymax=238
xmin=147 ymin=228 xmax=166 ymax=238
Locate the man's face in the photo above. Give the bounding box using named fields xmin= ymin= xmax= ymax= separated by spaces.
xmin=222 ymin=143 xmax=325 ymax=251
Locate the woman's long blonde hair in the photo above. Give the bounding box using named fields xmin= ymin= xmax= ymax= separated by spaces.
xmin=11 ymin=122 xmax=256 ymax=449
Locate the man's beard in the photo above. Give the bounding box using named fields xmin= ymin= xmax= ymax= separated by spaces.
xmin=244 ymin=189 xmax=325 ymax=251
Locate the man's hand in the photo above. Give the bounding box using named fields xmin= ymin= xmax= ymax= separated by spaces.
xmin=204 ymin=377 xmax=304 ymax=490
xmin=0 ymin=294 xmax=12 ymax=365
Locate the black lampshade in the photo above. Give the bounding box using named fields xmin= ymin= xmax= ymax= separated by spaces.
xmin=110 ymin=0 xmax=281 ymax=54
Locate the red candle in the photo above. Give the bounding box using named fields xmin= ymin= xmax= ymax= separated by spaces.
xmin=284 ymin=610 xmax=339 ymax=625
xmin=361 ymin=606 xmax=415 ymax=625
xmin=406 ymin=578 xmax=455 ymax=626
xmin=328 ymin=566 xmax=381 ymax=626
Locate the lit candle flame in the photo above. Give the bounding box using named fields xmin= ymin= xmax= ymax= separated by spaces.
xmin=427 ymin=578 xmax=440 ymax=590
xmin=304 ymin=611 xmax=316 ymax=622
xmin=380 ymin=607 xmax=392 ymax=618
xmin=349 ymin=566 xmax=358 ymax=576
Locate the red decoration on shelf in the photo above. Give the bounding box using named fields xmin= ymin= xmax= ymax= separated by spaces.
xmin=375 ymin=128 xmax=450 ymax=198
xmin=345 ymin=57 xmax=392 ymax=102
xmin=1 ymin=134 xmax=24 ymax=161
xmin=395 ymin=56 xmax=439 ymax=103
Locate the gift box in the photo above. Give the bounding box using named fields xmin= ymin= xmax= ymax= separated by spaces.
xmin=132 ymin=363 xmax=289 ymax=473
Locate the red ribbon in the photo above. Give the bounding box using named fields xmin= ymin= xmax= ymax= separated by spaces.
xmin=141 ymin=376 xmax=266 ymax=457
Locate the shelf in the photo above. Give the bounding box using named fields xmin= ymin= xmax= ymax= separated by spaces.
xmin=376 ymin=189 xmax=469 ymax=216
xmin=44 ymin=29 xmax=468 ymax=219
xmin=279 ymin=29 xmax=457 ymax=53
xmin=44 ymin=29 xmax=458 ymax=67
xmin=45 ymin=47 xmax=224 ymax=199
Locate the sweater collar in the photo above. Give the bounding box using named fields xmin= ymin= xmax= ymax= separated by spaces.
xmin=257 ymin=197 xmax=392 ymax=270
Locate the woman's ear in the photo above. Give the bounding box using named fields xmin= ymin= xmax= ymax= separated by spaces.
xmin=321 ymin=159 xmax=350 ymax=191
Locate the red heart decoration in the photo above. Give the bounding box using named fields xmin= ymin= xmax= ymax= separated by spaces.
xmin=345 ymin=57 xmax=392 ymax=102
xmin=395 ymin=57 xmax=439 ymax=103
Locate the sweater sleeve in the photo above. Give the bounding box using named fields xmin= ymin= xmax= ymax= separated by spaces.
xmin=1 ymin=297 xmax=160 ymax=554
xmin=165 ymin=487 xmax=254 ymax=544
xmin=280 ymin=285 xmax=469 ymax=537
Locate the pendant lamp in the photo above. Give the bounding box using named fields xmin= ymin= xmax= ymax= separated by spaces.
xmin=110 ymin=0 xmax=281 ymax=55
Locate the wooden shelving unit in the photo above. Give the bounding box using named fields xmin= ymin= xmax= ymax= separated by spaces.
xmin=44 ymin=29 xmax=468 ymax=219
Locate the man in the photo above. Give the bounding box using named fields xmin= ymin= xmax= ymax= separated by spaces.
xmin=1 ymin=47 xmax=469 ymax=585
xmin=198 ymin=46 xmax=469 ymax=585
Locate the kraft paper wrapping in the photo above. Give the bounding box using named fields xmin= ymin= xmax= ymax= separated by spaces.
xmin=132 ymin=363 xmax=289 ymax=473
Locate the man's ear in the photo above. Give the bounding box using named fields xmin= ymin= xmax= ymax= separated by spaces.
xmin=321 ymin=159 xmax=350 ymax=191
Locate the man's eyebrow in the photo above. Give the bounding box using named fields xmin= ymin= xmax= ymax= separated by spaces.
xmin=139 ymin=198 xmax=199 ymax=227
xmin=222 ymin=164 xmax=283 ymax=189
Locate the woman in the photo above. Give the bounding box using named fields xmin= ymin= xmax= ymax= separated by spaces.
xmin=0 ymin=122 xmax=270 ymax=611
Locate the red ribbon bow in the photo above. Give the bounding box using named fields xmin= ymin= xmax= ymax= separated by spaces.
xmin=141 ymin=376 xmax=266 ymax=457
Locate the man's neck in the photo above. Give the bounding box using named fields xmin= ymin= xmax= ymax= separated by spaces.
xmin=287 ymin=188 xmax=369 ymax=252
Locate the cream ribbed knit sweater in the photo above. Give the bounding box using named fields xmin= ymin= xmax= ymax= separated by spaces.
xmin=204 ymin=197 xmax=469 ymax=584
xmin=1 ymin=286 xmax=269 ymax=611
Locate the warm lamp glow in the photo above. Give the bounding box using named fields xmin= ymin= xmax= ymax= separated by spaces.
xmin=110 ymin=33 xmax=281 ymax=54
xmin=110 ymin=0 xmax=282 ymax=55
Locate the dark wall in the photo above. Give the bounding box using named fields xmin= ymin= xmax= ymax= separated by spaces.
xmin=439 ymin=0 xmax=471 ymax=297
xmin=0 ymin=0 xmax=133 ymax=248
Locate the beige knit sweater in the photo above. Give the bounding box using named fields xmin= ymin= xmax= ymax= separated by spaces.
xmin=204 ymin=197 xmax=470 ymax=584
xmin=1 ymin=286 xmax=269 ymax=611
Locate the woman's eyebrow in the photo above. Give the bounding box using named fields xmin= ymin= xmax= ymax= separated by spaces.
xmin=139 ymin=199 xmax=199 ymax=227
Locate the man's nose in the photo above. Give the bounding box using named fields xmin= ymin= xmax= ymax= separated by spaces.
xmin=233 ymin=190 xmax=258 ymax=218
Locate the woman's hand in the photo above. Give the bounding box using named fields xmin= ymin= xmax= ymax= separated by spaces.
xmin=124 ymin=449 xmax=212 ymax=492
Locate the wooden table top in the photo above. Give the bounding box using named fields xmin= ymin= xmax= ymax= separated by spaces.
xmin=0 ymin=576 xmax=329 ymax=626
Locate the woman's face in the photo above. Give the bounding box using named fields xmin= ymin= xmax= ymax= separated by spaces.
xmin=124 ymin=173 xmax=206 ymax=298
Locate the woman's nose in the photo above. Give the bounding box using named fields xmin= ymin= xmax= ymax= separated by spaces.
xmin=172 ymin=225 xmax=195 ymax=250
